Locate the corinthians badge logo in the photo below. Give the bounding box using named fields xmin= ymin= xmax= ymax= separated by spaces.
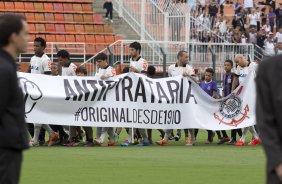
xmin=214 ymin=86 xmax=249 ymax=127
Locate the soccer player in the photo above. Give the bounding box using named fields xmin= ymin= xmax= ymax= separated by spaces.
xmin=121 ymin=42 xmax=150 ymax=146
xmin=199 ymin=68 xmax=219 ymax=144
xmin=92 ymin=53 xmax=118 ymax=146
xmin=50 ymin=62 xmax=70 ymax=145
xmin=29 ymin=37 xmax=58 ymax=147
xmin=232 ymin=54 xmax=261 ymax=146
xmin=57 ymin=50 xmax=80 ymax=146
xmin=156 ymin=50 xmax=197 ymax=146
xmin=74 ymin=66 xmax=95 ymax=147
xmin=220 ymin=59 xmax=241 ymax=145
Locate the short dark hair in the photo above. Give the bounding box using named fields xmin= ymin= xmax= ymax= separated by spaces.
xmin=34 ymin=37 xmax=46 ymax=49
xmin=177 ymin=50 xmax=188 ymax=59
xmin=205 ymin=68 xmax=214 ymax=75
xmin=224 ymin=59 xmax=233 ymax=67
xmin=94 ymin=52 xmax=107 ymax=62
xmin=76 ymin=66 xmax=87 ymax=75
xmin=147 ymin=65 xmax=156 ymax=76
xmin=0 ymin=14 xmax=26 ymax=47
xmin=129 ymin=42 xmax=141 ymax=53
xmin=57 ymin=49 xmax=70 ymax=60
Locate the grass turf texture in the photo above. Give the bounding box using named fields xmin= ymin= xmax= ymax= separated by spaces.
xmin=21 ymin=129 xmax=265 ymax=184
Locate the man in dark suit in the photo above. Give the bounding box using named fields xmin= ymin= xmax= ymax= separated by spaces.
xmin=0 ymin=14 xmax=29 ymax=184
xmin=256 ymin=56 xmax=282 ymax=184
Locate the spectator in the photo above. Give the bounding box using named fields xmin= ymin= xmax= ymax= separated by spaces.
xmin=263 ymin=33 xmax=276 ymax=60
xmin=267 ymin=7 xmax=276 ymax=32
xmin=257 ymin=29 xmax=267 ymax=48
xmin=248 ymin=9 xmax=258 ymax=29
xmin=104 ymin=0 xmax=113 ymax=23
xmin=275 ymin=42 xmax=282 ymax=55
xmin=262 ymin=20 xmax=272 ymax=32
xmin=261 ymin=7 xmax=267 ymax=26
xmin=248 ymin=27 xmax=258 ymax=44
xmin=219 ymin=0 xmax=225 ymax=16
xmin=255 ymin=7 xmax=261 ymax=31
xmin=275 ymin=27 xmax=282 ymax=43
xmin=234 ymin=0 xmax=242 ymax=15
xmin=208 ymin=0 xmax=218 ymax=28
xmin=275 ymin=4 xmax=282 ymax=31
xmin=198 ymin=0 xmax=206 ymax=14
xmin=244 ymin=0 xmax=253 ymax=14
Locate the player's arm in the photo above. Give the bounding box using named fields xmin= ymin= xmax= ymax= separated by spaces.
xmin=27 ymin=64 xmax=31 ymax=73
xmin=101 ymin=68 xmax=116 ymax=80
xmin=212 ymin=90 xmax=217 ymax=99
xmin=42 ymin=58 xmax=52 ymax=75
xmin=231 ymin=75 xmax=239 ymax=91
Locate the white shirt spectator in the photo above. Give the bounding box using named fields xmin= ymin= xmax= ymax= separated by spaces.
xmin=249 ymin=32 xmax=257 ymax=44
xmin=30 ymin=54 xmax=52 ymax=74
xmin=262 ymin=25 xmax=271 ymax=32
xmin=275 ymin=32 xmax=282 ymax=43
xmin=244 ymin=0 xmax=253 ymax=9
xmin=199 ymin=0 xmax=206 ymax=7
xmin=264 ymin=41 xmax=275 ymax=56
xmin=61 ymin=62 xmax=77 ymax=76
xmin=216 ymin=20 xmax=227 ymax=34
xmin=248 ymin=14 xmax=257 ymax=26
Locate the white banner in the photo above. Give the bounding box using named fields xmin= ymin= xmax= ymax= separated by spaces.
xmin=18 ymin=72 xmax=256 ymax=130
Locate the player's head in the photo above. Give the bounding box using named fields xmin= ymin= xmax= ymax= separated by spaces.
xmin=234 ymin=54 xmax=248 ymax=67
xmin=34 ymin=37 xmax=46 ymax=56
xmin=129 ymin=42 xmax=141 ymax=58
xmin=205 ymin=68 xmax=214 ymax=82
xmin=57 ymin=49 xmax=70 ymax=67
xmin=177 ymin=50 xmax=188 ymax=65
xmin=75 ymin=66 xmax=87 ymax=76
xmin=224 ymin=59 xmax=233 ymax=72
xmin=0 ymin=14 xmax=28 ymax=55
xmin=147 ymin=65 xmax=156 ymax=77
xmin=122 ymin=66 xmax=130 ymax=73
xmin=50 ymin=62 xmax=58 ymax=76
xmin=94 ymin=52 xmax=108 ymax=69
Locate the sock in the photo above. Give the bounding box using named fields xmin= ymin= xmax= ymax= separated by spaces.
xmin=107 ymin=128 xmax=115 ymax=142
xmin=138 ymin=129 xmax=148 ymax=143
xmin=33 ymin=124 xmax=42 ymax=143
xmin=249 ymin=126 xmax=259 ymax=139
xmin=240 ymin=127 xmax=250 ymax=142
xmin=42 ymin=124 xmax=54 ymax=137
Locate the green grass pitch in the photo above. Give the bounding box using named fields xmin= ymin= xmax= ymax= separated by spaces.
xmin=20 ymin=129 xmax=265 ymax=184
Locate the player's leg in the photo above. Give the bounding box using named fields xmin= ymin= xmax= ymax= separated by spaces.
xmin=30 ymin=123 xmax=42 ymax=146
xmin=136 ymin=129 xmax=150 ymax=146
xmin=42 ymin=124 xmax=58 ymax=146
xmin=235 ymin=127 xmax=250 ymax=146
xmin=247 ymin=126 xmax=261 ymax=146
xmin=156 ymin=129 xmax=172 ymax=145
xmin=83 ymin=127 xmax=94 ymax=147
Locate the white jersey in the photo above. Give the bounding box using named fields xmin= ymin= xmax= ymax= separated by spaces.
xmin=168 ymin=63 xmax=195 ymax=77
xmin=234 ymin=61 xmax=257 ymax=83
xmin=30 ymin=54 xmax=52 ymax=74
xmin=130 ymin=56 xmax=148 ymax=73
xmin=248 ymin=14 xmax=257 ymax=26
xmin=95 ymin=65 xmax=116 ymax=79
xmin=61 ymin=62 xmax=77 ymax=76
xmin=275 ymin=32 xmax=282 ymax=43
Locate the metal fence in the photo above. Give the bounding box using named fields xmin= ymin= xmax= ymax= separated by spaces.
xmin=82 ymin=40 xmax=254 ymax=82
xmin=112 ymin=0 xmax=227 ymax=44
xmin=18 ymin=42 xmax=86 ymax=63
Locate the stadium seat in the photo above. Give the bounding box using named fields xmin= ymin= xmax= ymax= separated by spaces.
xmin=24 ymin=2 xmax=35 ymax=12
xmin=45 ymin=13 xmax=55 ymax=22
xmin=55 ymin=24 xmax=65 ymax=33
xmin=74 ymin=14 xmax=84 ymax=23
xmin=46 ymin=24 xmax=56 ymax=32
xmin=54 ymin=3 xmax=64 ymax=12
xmin=35 ymin=13 xmax=45 ymax=22
xmin=94 ymin=25 xmax=104 ymax=34
xmin=5 ymin=2 xmax=15 ymax=11
xmin=82 ymin=4 xmax=92 ymax=12
xmin=46 ymin=34 xmax=56 ymax=42
xmin=63 ymin=3 xmax=73 ymax=12
xmin=29 ymin=34 xmax=36 ymax=42
xmin=85 ymin=25 xmax=94 ymax=33
xmin=35 ymin=24 xmax=46 ymax=33
xmin=0 ymin=2 xmax=5 ymax=11
xmin=54 ymin=14 xmax=64 ymax=23
xmin=103 ymin=25 xmax=113 ymax=34
xmin=64 ymin=14 xmax=74 ymax=23
xmin=85 ymin=35 xmax=95 ymax=43
xmin=73 ymin=4 xmax=83 ymax=12
xmin=55 ymin=35 xmax=66 ymax=42
xmin=105 ymin=35 xmax=115 ymax=44
xmin=34 ymin=3 xmax=44 ymax=12
xmin=65 ymin=35 xmax=76 ymax=42
xmin=83 ymin=14 xmax=93 ymax=23
xmin=95 ymin=35 xmax=105 ymax=44
xmin=25 ymin=13 xmax=35 ymax=22
xmin=15 ymin=2 xmax=25 ymax=11
xmin=44 ymin=3 xmax=54 ymax=12
xmin=93 ymin=14 xmax=104 ymax=24
xmin=75 ymin=25 xmax=85 ymax=33
xmin=29 ymin=24 xmax=36 ymax=33
xmin=75 ymin=35 xmax=86 ymax=43
xmin=65 ymin=24 xmax=75 ymax=33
